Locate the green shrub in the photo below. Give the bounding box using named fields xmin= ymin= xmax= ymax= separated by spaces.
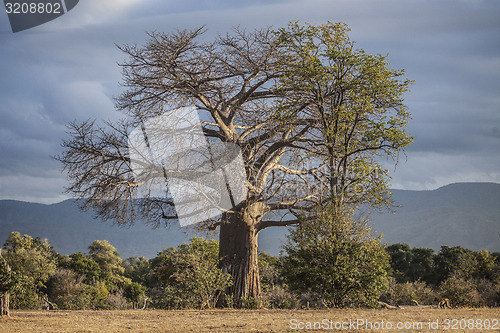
xmin=282 ymin=208 xmax=390 ymax=308
xmin=241 ymin=296 xmax=261 ymax=309
xmin=151 ymin=238 xmax=232 ymax=309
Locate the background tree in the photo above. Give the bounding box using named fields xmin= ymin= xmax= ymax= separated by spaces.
xmin=57 ymin=22 xmax=412 ymax=305
xmin=385 ymin=243 xmax=435 ymax=284
xmin=434 ymin=246 xmax=478 ymax=284
xmin=123 ymin=281 xmax=145 ymax=309
xmin=63 ymin=252 xmax=101 ymax=284
xmin=409 ymin=247 xmax=435 ymax=284
xmin=0 ymin=248 xmax=11 ymax=316
xmin=282 ymin=207 xmax=390 ymax=308
xmin=473 ymin=250 xmax=498 ymax=281
xmin=2 ymin=232 xmax=58 ymax=309
xmin=88 ymin=240 xmax=127 ymax=289
xmin=122 ymin=256 xmax=153 ymax=287
xmin=258 ymin=251 xmax=284 ymax=293
xmin=257 ymin=251 xmax=298 ymax=309
xmin=47 ymin=268 xmax=85 ymax=309
xmin=386 ymin=243 xmax=413 ymax=283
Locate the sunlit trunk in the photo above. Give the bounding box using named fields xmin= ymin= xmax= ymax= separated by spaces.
xmin=218 ymin=204 xmax=264 ymax=307
xmin=0 ymin=292 xmax=9 ymax=316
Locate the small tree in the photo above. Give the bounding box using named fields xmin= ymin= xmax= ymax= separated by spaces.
xmin=2 ymin=232 xmax=58 ymax=309
xmin=153 ymin=238 xmax=232 ymax=309
xmin=123 ymin=282 xmax=145 ymax=309
xmin=474 ymin=250 xmax=497 ymax=281
xmin=282 ymin=207 xmax=389 ymax=308
xmin=88 ymin=240 xmax=126 ymax=289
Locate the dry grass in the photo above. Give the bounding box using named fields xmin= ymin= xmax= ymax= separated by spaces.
xmin=0 ymin=307 xmax=499 ymax=332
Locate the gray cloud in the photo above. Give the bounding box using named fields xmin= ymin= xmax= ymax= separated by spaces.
xmin=0 ymin=0 xmax=499 ymax=202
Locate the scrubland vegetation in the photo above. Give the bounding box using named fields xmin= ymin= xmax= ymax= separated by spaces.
xmin=1 ymin=225 xmax=500 ymax=312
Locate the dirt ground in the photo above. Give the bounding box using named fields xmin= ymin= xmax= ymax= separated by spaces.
xmin=0 ymin=307 xmax=499 ymax=332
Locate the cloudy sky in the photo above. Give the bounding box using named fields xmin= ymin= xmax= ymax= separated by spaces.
xmin=0 ymin=0 xmax=499 ymax=204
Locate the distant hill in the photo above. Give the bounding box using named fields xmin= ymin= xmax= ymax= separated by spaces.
xmin=0 ymin=200 xmax=196 ymax=258
xmin=370 ymin=182 xmax=500 ymax=252
xmin=0 ymin=182 xmax=499 ymax=258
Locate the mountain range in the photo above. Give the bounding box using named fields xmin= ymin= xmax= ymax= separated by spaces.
xmin=0 ymin=182 xmax=499 ymax=258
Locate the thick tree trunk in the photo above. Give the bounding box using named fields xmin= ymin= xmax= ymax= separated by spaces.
xmin=218 ymin=203 xmax=266 ymax=307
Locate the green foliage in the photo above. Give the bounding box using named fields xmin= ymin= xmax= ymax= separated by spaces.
xmin=474 ymin=250 xmax=498 ymax=280
xmin=438 ymin=274 xmax=481 ymax=307
xmin=48 ymin=267 xmax=128 ymax=310
xmin=385 ymin=245 xmax=500 ymax=307
xmin=0 ymin=252 xmax=12 ymax=294
xmin=152 ymin=238 xmax=232 ymax=309
xmin=122 ymin=256 xmax=153 ymax=286
xmin=123 ymin=282 xmax=145 ymax=308
xmin=282 ymin=208 xmax=390 ymax=308
xmin=2 ymin=232 xmax=59 ymax=309
xmin=4 ymin=229 xmax=499 ymax=310
xmin=434 ymin=246 xmax=478 ymax=283
xmin=63 ymin=252 xmax=101 ymax=284
xmin=2 ymin=232 xmax=58 ymax=292
xmin=88 ymin=240 xmax=127 ymax=289
xmin=275 ymin=21 xmax=413 ymax=208
xmin=386 ymin=243 xmax=435 ymax=284
xmin=240 ymin=296 xmax=261 ymax=310
xmin=258 ymin=251 xmax=283 ymax=293
xmin=8 ymin=273 xmax=39 ymax=309
xmin=83 ymin=281 xmax=110 ymax=309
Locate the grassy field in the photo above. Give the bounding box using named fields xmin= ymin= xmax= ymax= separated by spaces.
xmin=1 ymin=307 xmax=499 ymax=332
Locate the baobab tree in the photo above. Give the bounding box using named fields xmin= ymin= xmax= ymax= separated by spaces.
xmin=57 ymin=22 xmax=412 ymax=306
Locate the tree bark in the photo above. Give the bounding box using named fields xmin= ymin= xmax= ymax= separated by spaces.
xmin=218 ymin=203 xmax=266 ymax=307
xmin=0 ymin=292 xmax=9 ymax=316
xmin=0 ymin=248 xmax=10 ymax=316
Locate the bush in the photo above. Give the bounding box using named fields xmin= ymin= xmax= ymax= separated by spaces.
xmin=123 ymin=282 xmax=145 ymax=309
xmin=438 ymin=274 xmax=481 ymax=307
xmin=258 ymin=251 xmax=283 ymax=293
xmin=261 ymin=285 xmax=300 ymax=309
xmin=241 ymin=296 xmax=261 ymax=309
xmin=151 ymin=238 xmax=232 ymax=309
xmin=282 ymin=208 xmax=390 ymax=308
xmin=106 ymin=289 xmax=128 ymax=309
xmin=380 ymin=278 xmax=435 ymax=305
